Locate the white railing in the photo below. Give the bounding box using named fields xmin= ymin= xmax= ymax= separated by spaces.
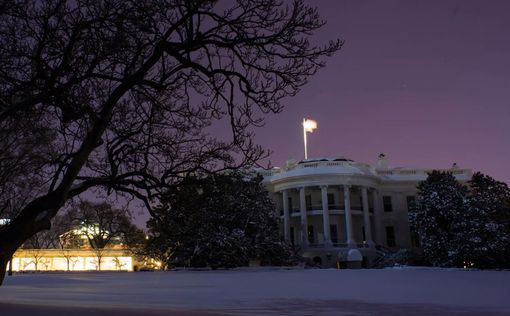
xmin=308 ymin=243 xmax=372 ymax=249
xmin=282 ymin=159 xmax=370 ymax=173
xmin=257 ymin=159 xmax=471 ymax=178
xmin=377 ymin=168 xmax=470 ymax=177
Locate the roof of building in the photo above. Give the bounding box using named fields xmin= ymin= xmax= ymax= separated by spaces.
xmin=257 ymin=157 xmax=472 ymax=184
xmin=266 ymin=157 xmax=377 ymax=183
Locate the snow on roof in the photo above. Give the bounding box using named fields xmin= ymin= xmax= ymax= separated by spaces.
xmin=262 ymin=157 xmax=472 ymax=183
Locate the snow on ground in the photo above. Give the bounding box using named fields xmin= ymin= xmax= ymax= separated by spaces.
xmin=0 ymin=267 xmax=509 ymax=315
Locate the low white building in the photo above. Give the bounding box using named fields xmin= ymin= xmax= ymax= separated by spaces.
xmin=260 ymin=155 xmax=472 ymax=267
xmin=9 ymin=248 xmax=135 ymax=272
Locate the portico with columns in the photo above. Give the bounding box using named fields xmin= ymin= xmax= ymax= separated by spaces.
xmin=278 ymin=184 xmax=379 ymax=250
xmin=260 ymin=156 xmax=473 ymax=267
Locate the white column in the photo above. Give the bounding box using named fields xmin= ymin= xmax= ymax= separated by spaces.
xmin=282 ymin=190 xmax=290 ymax=242
xmin=320 ymin=185 xmax=332 ymax=247
xmin=299 ymin=187 xmax=309 ymax=247
xmin=372 ymin=189 xmax=384 ymax=245
xmin=343 ymin=185 xmax=356 ymax=248
xmin=361 ymin=187 xmax=374 ymax=247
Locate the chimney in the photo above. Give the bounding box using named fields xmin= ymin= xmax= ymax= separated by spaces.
xmin=286 ymin=158 xmax=297 ymax=169
xmin=376 ymin=153 xmax=388 ymax=170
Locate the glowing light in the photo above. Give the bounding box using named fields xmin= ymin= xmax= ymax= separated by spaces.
xmin=6 ymin=250 xmax=135 ymax=272
xmin=302 ymin=118 xmax=318 ymax=159
xmin=303 ymin=119 xmax=317 ymax=133
xmin=0 ymin=219 xmax=10 ymax=225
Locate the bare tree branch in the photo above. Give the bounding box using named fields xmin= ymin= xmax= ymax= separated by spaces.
xmin=0 ymin=0 xmax=342 ymax=285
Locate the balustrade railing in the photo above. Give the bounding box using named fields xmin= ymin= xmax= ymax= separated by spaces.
xmin=279 ymin=205 xmax=367 ymax=215
xmin=305 ymin=242 xmax=373 ymax=249
xmin=279 ymin=208 xmax=302 ymax=215
xmin=261 ymin=159 xmax=471 ymax=178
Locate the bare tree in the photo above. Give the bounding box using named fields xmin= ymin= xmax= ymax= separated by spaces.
xmin=0 ymin=0 xmax=341 ymax=284
xmin=53 ymin=214 xmax=79 ymax=271
xmin=21 ymin=228 xmax=58 ymax=271
xmin=66 ymin=201 xmax=141 ymax=270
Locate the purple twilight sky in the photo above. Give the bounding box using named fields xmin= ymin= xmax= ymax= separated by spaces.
xmin=251 ymin=0 xmax=510 ymax=184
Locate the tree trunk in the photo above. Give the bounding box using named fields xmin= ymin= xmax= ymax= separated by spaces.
xmin=0 ymin=252 xmax=13 ymax=285
xmin=8 ymin=255 xmax=13 ymax=276
xmin=0 ymin=194 xmax=63 ymax=286
xmin=0 ymin=224 xmax=46 ymax=285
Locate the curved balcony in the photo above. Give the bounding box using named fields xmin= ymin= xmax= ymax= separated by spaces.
xmin=279 ymin=204 xmax=368 ymax=216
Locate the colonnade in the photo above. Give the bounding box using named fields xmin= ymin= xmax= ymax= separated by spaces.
xmin=280 ymin=185 xmax=383 ymax=249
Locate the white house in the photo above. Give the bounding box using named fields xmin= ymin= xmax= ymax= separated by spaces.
xmin=259 ymin=155 xmax=472 ymax=267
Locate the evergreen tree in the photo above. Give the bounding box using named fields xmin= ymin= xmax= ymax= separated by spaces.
xmin=467 ymin=172 xmax=510 ymax=268
xmin=411 ymin=171 xmax=510 ymax=268
xmin=409 ymin=171 xmax=469 ymax=266
xmin=145 ymin=173 xmax=294 ymax=269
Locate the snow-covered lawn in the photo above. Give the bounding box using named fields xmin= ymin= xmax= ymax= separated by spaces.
xmin=0 ymin=267 xmax=509 ymax=315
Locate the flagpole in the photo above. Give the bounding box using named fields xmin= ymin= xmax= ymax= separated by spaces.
xmin=303 ymin=118 xmax=308 ymax=160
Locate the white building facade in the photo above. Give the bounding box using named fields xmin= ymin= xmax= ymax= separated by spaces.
xmin=260 ymin=156 xmax=472 ymax=267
